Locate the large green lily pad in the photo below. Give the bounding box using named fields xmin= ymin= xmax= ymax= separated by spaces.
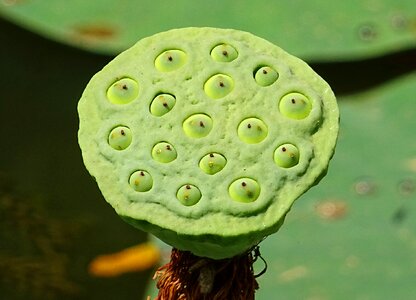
xmin=1 ymin=0 xmax=415 ymax=60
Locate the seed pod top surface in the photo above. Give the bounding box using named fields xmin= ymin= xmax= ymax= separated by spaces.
xmin=78 ymin=27 xmax=339 ymax=259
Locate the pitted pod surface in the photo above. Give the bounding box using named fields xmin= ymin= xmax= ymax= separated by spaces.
xmin=78 ymin=27 xmax=339 ymax=259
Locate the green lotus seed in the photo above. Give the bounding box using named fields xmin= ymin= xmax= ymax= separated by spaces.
xmin=274 ymin=144 xmax=300 ymax=168
xmin=151 ymin=142 xmax=177 ymax=163
xmin=204 ymin=74 xmax=234 ymax=99
xmin=106 ymin=78 xmax=139 ymax=105
xmin=183 ymin=114 xmax=213 ymax=138
xmin=154 ymin=49 xmax=187 ymax=72
xmin=108 ymin=126 xmax=132 ymax=150
xmin=229 ymin=178 xmax=260 ymax=203
xmin=176 ymin=184 xmax=201 ymax=206
xmin=237 ymin=118 xmax=268 ymax=144
xmin=210 ymin=43 xmax=238 ymax=62
xmin=279 ymin=92 xmax=312 ymax=120
xmin=199 ymin=153 xmax=227 ymax=175
xmin=254 ymin=66 xmax=278 ymax=86
xmin=150 ymin=94 xmax=176 ymax=117
xmin=78 ymin=27 xmax=339 ymax=260
xmin=129 ymin=170 xmax=153 ymax=192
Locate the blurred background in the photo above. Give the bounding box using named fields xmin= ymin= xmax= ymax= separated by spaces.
xmin=0 ymin=1 xmax=415 ymax=299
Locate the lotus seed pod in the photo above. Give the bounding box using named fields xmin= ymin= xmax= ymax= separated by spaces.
xmin=106 ymin=78 xmax=139 ymax=104
xmin=152 ymin=142 xmax=177 ymax=163
xmin=279 ymin=92 xmax=312 ymax=119
xmin=155 ymin=49 xmax=187 ymax=72
xmin=150 ymin=94 xmax=176 ymax=116
xmin=182 ymin=113 xmax=213 ymax=138
xmin=254 ymin=66 xmax=278 ymax=86
xmin=237 ymin=118 xmax=268 ymax=144
xmin=78 ymin=28 xmax=339 ymax=259
xmin=204 ymin=74 xmax=234 ymax=99
xmin=211 ymin=44 xmax=238 ymax=62
xmin=129 ymin=170 xmax=153 ymax=192
xmin=176 ymin=184 xmax=202 ymax=206
xmin=108 ymin=126 xmax=132 ymax=150
xmin=274 ymin=144 xmax=300 ymax=168
xmin=199 ymin=153 xmax=227 ymax=175
xmin=229 ymin=178 xmax=261 ymax=203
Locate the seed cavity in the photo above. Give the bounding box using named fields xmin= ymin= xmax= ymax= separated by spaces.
xmin=129 ymin=170 xmax=153 ymax=192
xmin=279 ymin=92 xmax=312 ymax=120
xmin=183 ymin=114 xmax=213 ymax=138
xmin=237 ymin=118 xmax=268 ymax=144
xmin=152 ymin=142 xmax=177 ymax=163
xmin=150 ymin=93 xmax=176 ymax=116
xmin=229 ymin=178 xmax=260 ymax=203
xmin=254 ymin=66 xmax=278 ymax=86
xmin=106 ymin=78 xmax=139 ymax=104
xmin=210 ymin=43 xmax=238 ymax=62
xmin=274 ymin=144 xmax=300 ymax=168
xmin=155 ymin=49 xmax=187 ymax=72
xmin=199 ymin=152 xmax=227 ymax=175
xmin=177 ymin=184 xmax=201 ymax=206
xmin=204 ymin=74 xmax=234 ymax=99
xmin=108 ymin=126 xmax=132 ymax=150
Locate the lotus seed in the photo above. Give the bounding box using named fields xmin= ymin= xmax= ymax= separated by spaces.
xmin=155 ymin=49 xmax=187 ymax=72
xmin=229 ymin=178 xmax=260 ymax=203
xmin=150 ymin=94 xmax=176 ymax=116
xmin=108 ymin=126 xmax=132 ymax=150
xmin=152 ymin=142 xmax=177 ymax=163
xmin=78 ymin=27 xmax=339 ymax=260
xmin=106 ymin=78 xmax=139 ymax=104
xmin=129 ymin=170 xmax=153 ymax=192
xmin=237 ymin=118 xmax=268 ymax=144
xmin=210 ymin=44 xmax=238 ymax=62
xmin=254 ymin=66 xmax=278 ymax=86
xmin=199 ymin=153 xmax=227 ymax=175
xmin=279 ymin=92 xmax=312 ymax=119
xmin=274 ymin=143 xmax=300 ymax=168
xmin=177 ymin=184 xmax=201 ymax=206
xmin=204 ymin=74 xmax=234 ymax=99
xmin=183 ymin=114 xmax=213 ymax=138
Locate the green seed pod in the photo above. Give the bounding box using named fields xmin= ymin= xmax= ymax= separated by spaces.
xmin=155 ymin=49 xmax=187 ymax=72
xmin=274 ymin=144 xmax=300 ymax=168
xmin=237 ymin=118 xmax=268 ymax=144
xmin=78 ymin=28 xmax=339 ymax=259
xmin=129 ymin=170 xmax=153 ymax=192
xmin=199 ymin=153 xmax=227 ymax=175
xmin=152 ymin=142 xmax=177 ymax=163
xmin=210 ymin=43 xmax=238 ymax=62
xmin=176 ymin=184 xmax=202 ymax=206
xmin=254 ymin=66 xmax=278 ymax=86
xmin=182 ymin=114 xmax=213 ymax=138
xmin=108 ymin=126 xmax=132 ymax=150
xmin=150 ymin=94 xmax=176 ymax=117
xmin=204 ymin=74 xmax=234 ymax=99
xmin=229 ymin=178 xmax=260 ymax=203
xmin=106 ymin=78 xmax=139 ymax=104
xmin=279 ymin=92 xmax=312 ymax=119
